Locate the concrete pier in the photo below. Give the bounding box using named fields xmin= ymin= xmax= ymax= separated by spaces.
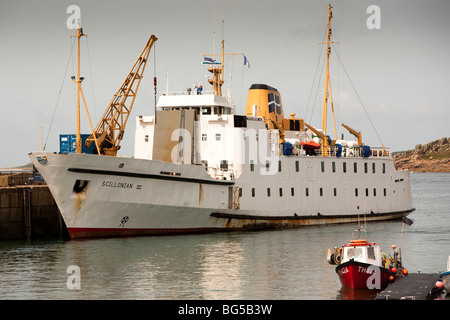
xmin=375 ymin=273 xmax=445 ymax=300
xmin=0 ymin=185 xmax=68 ymax=240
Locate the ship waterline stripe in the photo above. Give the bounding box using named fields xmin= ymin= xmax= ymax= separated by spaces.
xmin=67 ymin=168 xmax=235 ymax=185
xmin=67 ymin=208 xmax=415 ymax=238
xmin=67 ymin=227 xmax=225 ymax=239
xmin=66 ymin=209 xmax=415 ymax=239
xmin=210 ymin=208 xmax=415 ymax=220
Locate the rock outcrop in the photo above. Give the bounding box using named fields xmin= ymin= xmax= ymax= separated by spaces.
xmin=394 ymin=137 xmax=450 ymax=172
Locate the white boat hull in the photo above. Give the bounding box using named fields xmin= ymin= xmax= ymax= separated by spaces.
xmin=29 ymin=152 xmax=414 ymax=239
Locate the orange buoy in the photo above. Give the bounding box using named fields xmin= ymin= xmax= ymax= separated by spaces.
xmin=402 ymin=268 xmax=408 ymax=275
xmin=389 ymin=275 xmax=394 ymax=281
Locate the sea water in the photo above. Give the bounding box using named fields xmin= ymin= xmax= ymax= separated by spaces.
xmin=0 ymin=173 xmax=449 ymax=300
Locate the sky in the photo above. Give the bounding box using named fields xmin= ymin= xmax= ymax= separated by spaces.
xmin=1 ymin=0 xmax=449 ymax=168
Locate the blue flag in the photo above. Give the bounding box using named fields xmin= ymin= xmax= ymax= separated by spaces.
xmin=203 ymin=56 xmax=220 ymax=64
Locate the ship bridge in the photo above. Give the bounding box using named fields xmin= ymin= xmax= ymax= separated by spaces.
xmin=156 ymin=92 xmax=233 ymax=116
xmin=134 ymin=92 xmax=248 ymax=179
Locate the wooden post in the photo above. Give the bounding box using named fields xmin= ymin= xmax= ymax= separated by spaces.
xmin=23 ymin=188 xmax=31 ymax=240
xmin=58 ymin=210 xmax=63 ymax=240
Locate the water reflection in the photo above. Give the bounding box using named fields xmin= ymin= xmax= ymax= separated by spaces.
xmin=337 ymin=287 xmax=381 ymax=300
xmin=198 ymin=237 xmax=244 ymax=299
xmin=0 ymin=173 xmax=448 ymax=300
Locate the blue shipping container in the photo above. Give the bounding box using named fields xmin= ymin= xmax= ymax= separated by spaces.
xmin=60 ymin=134 xmax=95 ymax=154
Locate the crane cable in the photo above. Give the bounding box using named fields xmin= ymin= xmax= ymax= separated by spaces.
xmin=153 ymin=42 xmax=157 ymax=124
xmin=331 ymin=43 xmax=384 ymax=147
xmin=304 ymin=23 xmax=328 ymax=124
xmin=86 ymin=36 xmax=97 ymax=123
xmin=43 ymin=38 xmax=75 ymax=151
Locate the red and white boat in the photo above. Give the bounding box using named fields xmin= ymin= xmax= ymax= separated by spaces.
xmin=327 ymin=228 xmax=407 ymax=290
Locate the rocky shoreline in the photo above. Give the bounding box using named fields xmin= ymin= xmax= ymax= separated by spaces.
xmin=393 ymin=137 xmax=450 ymax=173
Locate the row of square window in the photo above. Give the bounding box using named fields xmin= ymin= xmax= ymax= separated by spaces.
xmin=244 ymin=187 xmax=388 ymax=198
xmin=250 ymin=160 xmax=387 ymax=174
xmin=202 ymin=133 xmax=221 ymax=141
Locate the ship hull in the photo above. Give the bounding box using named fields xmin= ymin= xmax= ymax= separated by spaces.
xmin=29 ymin=152 xmax=414 ymax=239
xmin=336 ymin=260 xmax=394 ymax=290
xmin=65 ymin=210 xmax=412 ymax=239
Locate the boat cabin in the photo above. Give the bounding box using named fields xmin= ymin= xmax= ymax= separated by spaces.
xmin=342 ymin=229 xmax=382 ymax=267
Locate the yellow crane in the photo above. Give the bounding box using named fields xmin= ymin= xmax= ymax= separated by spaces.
xmin=304 ymin=122 xmax=334 ymax=146
xmin=304 ymin=122 xmax=335 ymax=156
xmin=342 ymin=123 xmax=363 ymax=146
xmin=85 ymin=35 xmax=158 ymax=156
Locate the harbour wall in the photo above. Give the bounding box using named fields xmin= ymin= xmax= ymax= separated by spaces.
xmin=0 ymin=185 xmax=68 ymax=240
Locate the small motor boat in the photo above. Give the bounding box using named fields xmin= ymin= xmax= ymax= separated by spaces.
xmin=327 ymin=228 xmax=407 ymax=290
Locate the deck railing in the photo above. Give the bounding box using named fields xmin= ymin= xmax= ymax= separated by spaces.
xmin=284 ymin=144 xmax=392 ymax=158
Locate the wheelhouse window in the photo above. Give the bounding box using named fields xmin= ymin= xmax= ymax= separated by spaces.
xmin=367 ymin=247 xmax=376 ymax=260
xmin=347 ymin=247 xmax=363 ymax=259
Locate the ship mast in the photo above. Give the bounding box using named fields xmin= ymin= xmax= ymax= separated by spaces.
xmin=204 ymin=40 xmax=247 ymax=97
xmin=206 ymin=39 xmax=225 ymax=96
xmin=70 ymin=23 xmax=100 ymax=154
xmin=71 ymin=23 xmax=86 ymax=154
xmin=320 ymin=4 xmax=338 ymax=141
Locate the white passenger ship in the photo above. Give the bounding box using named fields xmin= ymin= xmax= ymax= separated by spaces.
xmin=30 ymin=6 xmax=414 ymax=239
